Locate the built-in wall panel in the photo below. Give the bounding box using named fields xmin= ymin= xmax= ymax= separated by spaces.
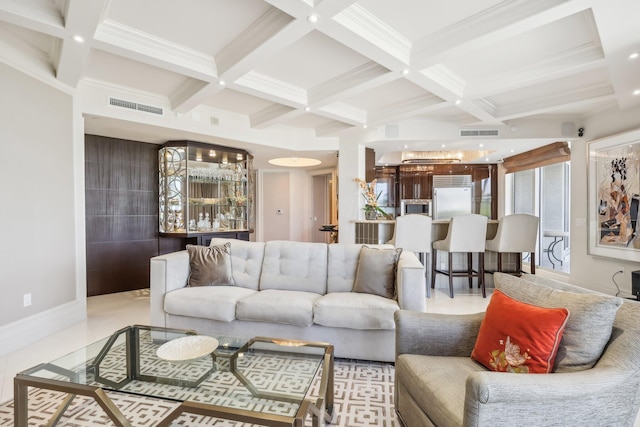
xmin=85 ymin=135 xmax=159 ymax=296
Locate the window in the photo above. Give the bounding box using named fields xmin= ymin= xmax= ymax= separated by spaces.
xmin=506 ymin=162 xmax=571 ymax=272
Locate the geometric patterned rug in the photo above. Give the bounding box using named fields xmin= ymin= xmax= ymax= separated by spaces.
xmin=0 ymin=359 xmax=397 ymax=426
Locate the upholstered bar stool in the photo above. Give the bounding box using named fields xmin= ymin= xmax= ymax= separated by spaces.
xmin=390 ymin=214 xmax=433 ymax=297
xmin=431 ymin=214 xmax=488 ymax=298
xmin=485 ymin=214 xmax=539 ymax=275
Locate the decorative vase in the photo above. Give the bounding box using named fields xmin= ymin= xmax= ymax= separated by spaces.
xmin=365 ymin=210 xmax=377 ymax=220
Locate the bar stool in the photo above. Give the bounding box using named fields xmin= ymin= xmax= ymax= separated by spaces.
xmin=485 ymin=214 xmax=539 ymax=275
xmin=431 ymin=214 xmax=488 ymax=298
xmin=543 ymin=230 xmax=569 ymax=268
xmin=390 ymin=214 xmax=432 ymax=297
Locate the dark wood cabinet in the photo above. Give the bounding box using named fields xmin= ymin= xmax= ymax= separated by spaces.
xmin=396 ymin=163 xmax=497 ymax=218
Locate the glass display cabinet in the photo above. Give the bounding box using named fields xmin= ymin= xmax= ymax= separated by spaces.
xmin=159 ymin=141 xmax=253 ymax=244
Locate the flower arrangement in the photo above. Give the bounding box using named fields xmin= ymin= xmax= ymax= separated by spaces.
xmin=355 ymin=178 xmax=391 ymax=219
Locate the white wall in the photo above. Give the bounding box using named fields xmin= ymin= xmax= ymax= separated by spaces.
xmin=337 ymin=141 xmax=366 ymax=244
xmin=0 ymin=63 xmax=86 ymax=356
xmin=257 ymin=169 xmax=310 ymax=242
xmin=568 ymin=107 xmax=640 ymax=297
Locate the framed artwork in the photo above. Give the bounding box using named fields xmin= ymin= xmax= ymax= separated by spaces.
xmin=588 ymin=128 xmax=640 ymax=262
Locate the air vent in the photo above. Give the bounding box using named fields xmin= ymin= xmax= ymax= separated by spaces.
xmin=433 ymin=175 xmax=472 ymax=188
xmin=460 ymin=129 xmax=499 ymax=137
xmin=109 ymin=97 xmax=164 ymax=116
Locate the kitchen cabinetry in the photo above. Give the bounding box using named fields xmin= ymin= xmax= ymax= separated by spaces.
xmin=158 ymin=141 xmax=254 ymax=243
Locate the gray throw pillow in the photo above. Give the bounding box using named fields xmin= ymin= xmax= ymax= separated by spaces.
xmin=353 ymin=246 xmax=402 ymax=299
xmin=495 ymin=274 xmax=622 ymax=372
xmin=186 ymin=243 xmax=235 ymax=287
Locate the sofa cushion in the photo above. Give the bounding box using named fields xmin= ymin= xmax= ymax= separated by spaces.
xmin=397 ymin=354 xmax=485 ymax=427
xmin=259 ymin=241 xmax=328 ymax=294
xmin=186 ymin=243 xmax=235 ymax=287
xmin=164 ymin=286 xmax=255 ymax=322
xmin=495 ymin=273 xmax=623 ymax=372
xmin=327 ymin=244 xmax=363 ymax=293
xmin=236 ymin=289 xmax=321 ymax=327
xmin=209 ymin=238 xmax=264 ymax=290
xmin=327 ymin=244 xmax=395 ymax=293
xmin=471 ymin=290 xmax=569 ymax=373
xmin=313 ymin=292 xmax=399 ymax=330
xmin=353 ymin=246 xmax=402 ymax=299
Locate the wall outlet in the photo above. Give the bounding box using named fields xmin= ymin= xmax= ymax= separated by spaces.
xmin=23 ymin=293 xmax=31 ymax=307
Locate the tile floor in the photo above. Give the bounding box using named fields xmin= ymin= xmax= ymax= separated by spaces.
xmin=0 ymin=287 xmax=490 ymax=404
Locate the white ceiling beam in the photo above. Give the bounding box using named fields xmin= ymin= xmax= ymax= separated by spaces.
xmin=55 ymin=0 xmax=109 ymax=88
xmin=92 ymin=20 xmax=217 ymax=82
xmin=174 ymin=8 xmax=312 ymax=112
xmin=315 ymin=121 xmax=353 ymax=136
xmin=367 ymin=94 xmax=443 ymax=124
xmin=0 ymin=0 xmax=65 ymax=38
xmin=308 ymin=61 xmax=395 ymax=106
xmin=411 ymin=0 xmax=580 ymax=68
xmin=495 ymin=83 xmax=615 ymax=120
xmin=216 ymin=7 xmax=296 ymax=76
xmin=234 ymin=71 xmax=307 ymax=107
xmin=318 ymin=102 xmax=366 ymax=125
xmin=249 ymin=103 xmax=299 ymax=128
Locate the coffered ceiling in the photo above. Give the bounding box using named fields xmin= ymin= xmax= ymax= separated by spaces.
xmin=1 ymin=0 xmax=639 ymax=169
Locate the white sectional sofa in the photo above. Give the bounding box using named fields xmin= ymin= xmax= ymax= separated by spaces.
xmin=150 ymin=238 xmax=426 ymax=362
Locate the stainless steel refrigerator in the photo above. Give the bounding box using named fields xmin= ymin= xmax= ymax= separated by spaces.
xmin=432 ymin=187 xmax=472 ymax=220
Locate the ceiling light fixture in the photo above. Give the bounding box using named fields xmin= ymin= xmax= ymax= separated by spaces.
xmin=307 ymin=14 xmax=319 ymax=23
xmin=218 ymin=80 xmax=226 ymax=86
xmin=629 ymin=52 xmax=639 ymax=60
xmin=72 ymin=35 xmax=84 ymax=43
xmin=268 ymin=157 xmax=321 ymax=167
xmin=305 ymin=107 xmax=311 ymax=112
xmin=634 ymin=89 xmax=640 ymax=96
xmin=363 ymin=124 xmax=368 ymax=129
xmin=455 ymin=99 xmax=461 ymax=105
xmin=402 ymin=69 xmax=410 ymax=75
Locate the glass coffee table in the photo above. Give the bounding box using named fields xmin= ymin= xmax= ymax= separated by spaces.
xmin=14 ymin=325 xmax=334 ymax=427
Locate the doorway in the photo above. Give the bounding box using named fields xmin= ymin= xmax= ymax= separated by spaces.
xmin=311 ymin=172 xmax=337 ymax=243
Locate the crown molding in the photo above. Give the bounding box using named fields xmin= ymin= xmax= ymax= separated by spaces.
xmin=234 ymin=70 xmax=307 ymax=106
xmin=333 ymin=3 xmax=411 ymax=64
xmin=93 ymin=19 xmax=217 ymax=81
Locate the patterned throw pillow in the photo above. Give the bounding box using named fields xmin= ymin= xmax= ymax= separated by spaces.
xmin=471 ymin=290 xmax=569 ymax=373
xmin=352 ymin=246 xmax=402 ymax=299
xmin=186 ymin=243 xmax=235 ymax=287
xmin=494 ymin=273 xmax=622 ymax=372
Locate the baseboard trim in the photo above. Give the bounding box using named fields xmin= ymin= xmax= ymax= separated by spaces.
xmin=0 ymin=299 xmax=86 ymax=357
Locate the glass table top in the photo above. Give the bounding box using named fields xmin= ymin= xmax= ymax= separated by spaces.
xmin=19 ymin=325 xmax=329 ymax=418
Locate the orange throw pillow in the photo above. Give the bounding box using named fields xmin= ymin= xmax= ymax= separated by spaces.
xmin=471 ymin=290 xmax=569 ymax=373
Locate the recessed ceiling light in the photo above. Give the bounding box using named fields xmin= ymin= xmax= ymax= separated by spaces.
xmin=479 ymin=143 xmax=484 ymax=148
xmin=629 ymin=52 xmax=639 ymax=60
xmin=403 ymin=145 xmax=408 ymax=149
xmin=485 ymin=157 xmax=490 ymax=162
xmin=441 ymin=144 xmax=446 ymax=148
xmin=307 ymin=14 xmax=319 ymax=23
xmin=305 ymin=107 xmax=311 ymax=112
xmin=72 ymin=35 xmax=84 ymax=43
xmin=633 ymin=89 xmax=640 ymax=96
xmin=363 ymin=124 xmax=368 ymax=129
xmin=268 ymin=157 xmax=321 ymax=167
xmin=218 ymin=80 xmax=226 ymax=86
xmin=510 ymin=149 xmax=515 ymax=153
xmin=402 ymin=69 xmax=410 ymax=75
xmin=455 ymin=99 xmax=461 ymax=105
